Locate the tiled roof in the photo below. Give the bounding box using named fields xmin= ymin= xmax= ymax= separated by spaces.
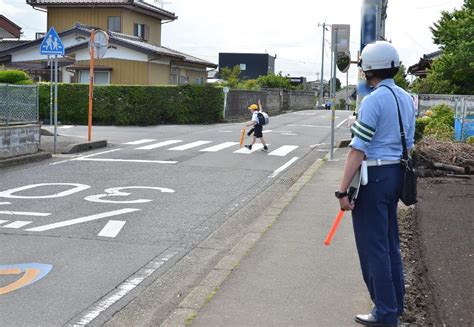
xmin=0 ymin=23 xmax=216 ymax=68
xmin=26 ymin=0 xmax=176 ymax=20
xmin=73 ymin=23 xmax=217 ymax=67
xmin=0 ymin=40 xmax=30 ymax=52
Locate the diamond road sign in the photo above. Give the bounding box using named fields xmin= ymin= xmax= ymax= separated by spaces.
xmin=40 ymin=27 xmax=64 ymax=56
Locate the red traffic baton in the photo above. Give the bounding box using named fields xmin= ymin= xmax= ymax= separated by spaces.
xmin=324 ymin=210 xmax=345 ymax=246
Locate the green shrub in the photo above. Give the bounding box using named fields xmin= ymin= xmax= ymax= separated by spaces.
xmin=423 ymin=104 xmax=454 ymax=141
xmin=465 ymin=136 xmax=474 ymax=145
xmin=0 ymin=70 xmax=32 ymax=84
xmin=39 ymin=84 xmax=224 ymax=125
xmin=415 ymin=116 xmax=430 ymax=143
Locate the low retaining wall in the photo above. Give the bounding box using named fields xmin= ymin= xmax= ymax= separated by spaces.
xmin=0 ymin=124 xmax=40 ymax=159
xmin=225 ymin=89 xmax=316 ymax=120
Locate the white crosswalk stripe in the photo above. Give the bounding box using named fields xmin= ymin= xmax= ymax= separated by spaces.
xmin=0 ymin=220 xmax=8 ymax=225
xmin=124 ymin=139 xmax=157 ymax=145
xmin=136 ymin=140 xmax=182 ymax=150
xmin=234 ymin=144 xmax=269 ymax=154
xmin=200 ymin=142 xmax=239 ymax=152
xmin=168 ymin=141 xmax=212 ymax=151
xmin=268 ymin=145 xmax=299 ymax=156
xmin=2 ymin=221 xmax=33 ymax=228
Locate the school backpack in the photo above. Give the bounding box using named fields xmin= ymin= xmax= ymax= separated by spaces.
xmin=257 ymin=112 xmax=269 ymax=125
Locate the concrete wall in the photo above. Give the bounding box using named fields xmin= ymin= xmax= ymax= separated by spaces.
xmin=418 ymin=94 xmax=474 ymax=115
xmin=224 ymin=89 xmax=317 ymax=120
xmin=0 ymin=124 xmax=40 ymax=159
xmin=289 ymin=90 xmax=317 ymax=110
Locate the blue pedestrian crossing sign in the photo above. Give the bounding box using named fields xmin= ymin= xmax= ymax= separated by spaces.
xmin=40 ymin=27 xmax=64 ymax=55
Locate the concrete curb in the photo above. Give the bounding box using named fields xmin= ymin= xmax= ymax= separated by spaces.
xmin=0 ymin=151 xmax=52 ymax=168
xmin=61 ymin=140 xmax=108 ymax=154
xmin=160 ymin=151 xmax=336 ymax=327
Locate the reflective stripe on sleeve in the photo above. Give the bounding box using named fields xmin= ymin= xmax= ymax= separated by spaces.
xmin=351 ymin=120 xmax=376 ymax=143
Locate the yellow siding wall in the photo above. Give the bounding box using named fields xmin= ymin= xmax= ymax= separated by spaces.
xmin=149 ymin=63 xmax=170 ymax=85
xmin=122 ymin=11 xmax=162 ymax=45
xmin=47 ymin=8 xmax=162 ymax=44
xmin=77 ymin=59 xmax=149 ymax=85
xmin=47 ymin=8 xmax=123 ymax=32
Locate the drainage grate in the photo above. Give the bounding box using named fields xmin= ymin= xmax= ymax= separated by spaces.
xmin=277 ymin=177 xmax=296 ymax=185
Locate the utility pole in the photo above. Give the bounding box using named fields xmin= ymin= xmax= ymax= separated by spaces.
xmin=317 ymin=22 xmax=329 ymax=108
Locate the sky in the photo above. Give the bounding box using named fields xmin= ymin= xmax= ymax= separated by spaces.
xmin=0 ymin=0 xmax=465 ymax=84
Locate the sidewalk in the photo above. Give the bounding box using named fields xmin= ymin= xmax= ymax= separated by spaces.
xmin=189 ymin=147 xmax=370 ymax=326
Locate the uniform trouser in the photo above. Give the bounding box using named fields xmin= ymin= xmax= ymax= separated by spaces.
xmin=352 ymin=164 xmax=405 ymax=324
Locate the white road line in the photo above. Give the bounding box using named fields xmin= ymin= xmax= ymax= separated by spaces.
xmin=26 ymin=208 xmax=140 ymax=232
xmin=123 ymin=139 xmax=157 ymax=145
xmin=168 ymin=141 xmax=212 ymax=151
xmin=2 ymin=221 xmax=33 ymax=228
xmin=337 ymin=117 xmax=349 ymax=128
xmin=233 ymin=143 xmax=269 ymax=154
xmin=135 ymin=140 xmax=182 ymax=150
xmin=0 ymin=202 xmax=11 ymax=205
xmin=0 ymin=220 xmax=8 ymax=225
xmin=73 ymin=251 xmax=177 ymax=326
xmin=268 ymin=145 xmax=299 ymax=157
xmin=97 ymin=220 xmax=126 ymax=238
xmin=76 ymin=158 xmax=178 ymax=164
xmin=0 ymin=211 xmax=51 ymax=217
xmin=59 ymin=125 xmax=74 ymax=129
xmin=280 ymin=132 xmax=298 ymax=136
xmin=73 ymin=148 xmax=122 ymax=160
xmin=200 ymin=142 xmax=239 ymax=152
xmin=288 ymin=124 xmax=330 ymax=128
xmin=263 ymin=130 xmax=272 ymax=133
xmin=268 ymin=157 xmax=299 ymax=178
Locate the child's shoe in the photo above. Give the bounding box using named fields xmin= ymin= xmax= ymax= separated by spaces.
xmin=245 ymin=145 xmax=252 ymax=150
xmin=262 ymin=145 xmax=268 ymax=152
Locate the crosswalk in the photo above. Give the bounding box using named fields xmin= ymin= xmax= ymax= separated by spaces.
xmin=123 ymin=139 xmax=299 ymax=157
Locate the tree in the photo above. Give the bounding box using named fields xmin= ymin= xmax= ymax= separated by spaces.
xmin=394 ymin=64 xmax=409 ymax=90
xmin=256 ymin=73 xmax=292 ymax=89
xmin=412 ymin=0 xmax=474 ymax=94
xmin=219 ymin=65 xmax=241 ymax=89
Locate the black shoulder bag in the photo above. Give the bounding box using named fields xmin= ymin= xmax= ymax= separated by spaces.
xmin=379 ymin=85 xmax=417 ymax=205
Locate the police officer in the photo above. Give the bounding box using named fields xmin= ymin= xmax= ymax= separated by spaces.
xmin=336 ymin=41 xmax=416 ymax=326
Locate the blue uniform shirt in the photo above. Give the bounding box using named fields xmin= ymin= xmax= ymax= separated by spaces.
xmin=350 ymin=79 xmax=416 ymax=161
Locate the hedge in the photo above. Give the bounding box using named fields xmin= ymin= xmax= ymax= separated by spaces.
xmin=0 ymin=70 xmax=33 ymax=84
xmin=39 ymin=84 xmax=224 ymax=125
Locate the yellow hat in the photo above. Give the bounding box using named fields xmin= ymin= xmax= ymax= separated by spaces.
xmin=248 ymin=104 xmax=258 ymax=110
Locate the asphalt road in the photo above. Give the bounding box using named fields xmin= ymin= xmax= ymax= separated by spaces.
xmin=0 ymin=110 xmax=353 ymax=326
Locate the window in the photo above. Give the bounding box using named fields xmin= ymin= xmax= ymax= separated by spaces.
xmin=134 ymin=23 xmax=148 ymax=40
xmin=179 ymin=75 xmax=189 ymax=85
xmin=195 ymin=77 xmax=204 ymax=85
xmin=78 ymin=71 xmax=110 ymax=85
xmin=170 ymin=67 xmax=179 ymax=85
xmin=108 ymin=16 xmax=121 ymax=32
xmin=240 ymin=63 xmax=246 ymax=71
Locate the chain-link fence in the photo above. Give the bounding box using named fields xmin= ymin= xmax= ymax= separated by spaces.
xmin=0 ymin=84 xmax=39 ymax=126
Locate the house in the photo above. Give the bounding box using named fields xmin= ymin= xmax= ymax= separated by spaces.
xmin=0 ymin=15 xmax=30 ymax=53
xmin=408 ymin=50 xmax=442 ymax=78
xmin=0 ymin=0 xmax=217 ymax=85
xmin=219 ymin=53 xmax=276 ymax=80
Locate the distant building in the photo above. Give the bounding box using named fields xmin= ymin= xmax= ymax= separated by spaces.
xmin=219 ymin=53 xmax=275 ymax=80
xmin=408 ymin=50 xmax=442 ymax=78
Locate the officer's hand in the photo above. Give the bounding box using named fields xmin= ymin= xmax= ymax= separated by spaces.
xmin=339 ymin=196 xmax=354 ymax=211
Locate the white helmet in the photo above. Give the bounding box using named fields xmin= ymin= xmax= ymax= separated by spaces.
xmin=360 ymin=41 xmax=400 ymax=72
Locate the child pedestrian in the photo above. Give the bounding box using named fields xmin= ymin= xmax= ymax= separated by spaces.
xmin=245 ymin=99 xmax=268 ymax=151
